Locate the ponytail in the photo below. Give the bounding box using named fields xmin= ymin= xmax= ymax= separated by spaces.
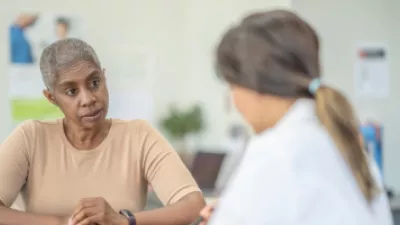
xmin=314 ymin=86 xmax=379 ymax=203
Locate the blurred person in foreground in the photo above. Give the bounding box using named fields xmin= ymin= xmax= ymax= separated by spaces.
xmin=0 ymin=38 xmax=205 ymax=225
xmin=10 ymin=14 xmax=38 ymax=64
xmin=197 ymin=9 xmax=392 ymax=225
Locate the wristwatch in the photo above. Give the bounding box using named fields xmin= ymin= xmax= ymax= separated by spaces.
xmin=119 ymin=209 xmax=136 ymax=225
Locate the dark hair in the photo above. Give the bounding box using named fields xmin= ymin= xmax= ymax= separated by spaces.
xmin=56 ymin=17 xmax=70 ymax=30
xmin=216 ymin=9 xmax=379 ymax=202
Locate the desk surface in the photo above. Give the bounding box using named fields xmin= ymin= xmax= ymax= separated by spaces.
xmin=391 ymin=197 xmax=400 ymax=210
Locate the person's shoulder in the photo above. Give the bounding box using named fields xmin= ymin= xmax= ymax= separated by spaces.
xmin=247 ymin=118 xmax=334 ymax=167
xmin=266 ymin=119 xmax=343 ymax=181
xmin=245 ymin=126 xmax=299 ymax=158
xmin=15 ymin=119 xmax=61 ymax=137
xmin=16 ymin=119 xmax=59 ymax=132
xmin=9 ymin=24 xmax=21 ymax=31
xmin=111 ymin=119 xmax=158 ymax=135
xmin=269 ymin=118 xmax=332 ymax=151
xmin=110 ymin=119 xmax=166 ymax=155
xmin=2 ymin=119 xmax=61 ymax=154
xmin=112 ymin=118 xmax=152 ymax=128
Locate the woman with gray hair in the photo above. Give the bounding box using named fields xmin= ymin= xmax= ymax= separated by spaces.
xmin=0 ymin=38 xmax=205 ymax=225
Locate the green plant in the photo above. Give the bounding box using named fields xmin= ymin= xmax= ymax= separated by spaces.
xmin=160 ymin=104 xmax=204 ymax=140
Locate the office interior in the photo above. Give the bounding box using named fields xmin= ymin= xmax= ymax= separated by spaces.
xmin=2 ymin=0 xmax=400 ymax=223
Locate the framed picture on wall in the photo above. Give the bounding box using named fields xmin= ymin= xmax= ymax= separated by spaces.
xmin=8 ymin=12 xmax=84 ymax=126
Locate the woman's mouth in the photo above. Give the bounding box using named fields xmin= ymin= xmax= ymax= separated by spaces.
xmin=82 ymin=108 xmax=103 ymax=121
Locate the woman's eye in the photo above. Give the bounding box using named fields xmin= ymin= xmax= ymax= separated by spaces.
xmin=91 ymin=80 xmax=100 ymax=88
xmin=66 ymin=89 xmax=77 ymax=96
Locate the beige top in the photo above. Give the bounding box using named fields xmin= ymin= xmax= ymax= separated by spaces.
xmin=0 ymin=119 xmax=200 ymax=216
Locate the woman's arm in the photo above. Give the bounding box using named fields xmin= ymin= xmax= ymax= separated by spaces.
xmin=0 ymin=121 xmax=67 ymax=225
xmin=134 ymin=192 xmax=204 ymax=225
xmin=0 ymin=201 xmax=65 ymax=225
xmin=136 ymin=121 xmax=206 ymax=225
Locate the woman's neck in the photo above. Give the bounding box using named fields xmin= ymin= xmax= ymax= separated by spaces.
xmin=253 ymin=97 xmax=296 ymax=134
xmin=63 ymin=119 xmax=112 ymax=150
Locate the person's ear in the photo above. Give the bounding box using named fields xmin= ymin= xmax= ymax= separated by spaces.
xmin=43 ymin=89 xmax=57 ymax=106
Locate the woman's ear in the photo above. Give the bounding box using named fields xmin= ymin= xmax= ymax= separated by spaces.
xmin=42 ymin=89 xmax=58 ymax=106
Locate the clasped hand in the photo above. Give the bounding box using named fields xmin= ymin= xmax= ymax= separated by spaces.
xmin=66 ymin=197 xmax=127 ymax=225
xmin=198 ymin=201 xmax=217 ymax=225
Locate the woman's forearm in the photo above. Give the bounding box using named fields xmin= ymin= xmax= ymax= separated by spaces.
xmin=135 ymin=192 xmax=205 ymax=225
xmin=0 ymin=204 xmax=64 ymax=225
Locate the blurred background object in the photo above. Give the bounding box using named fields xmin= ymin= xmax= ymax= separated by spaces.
xmin=9 ymin=13 xmax=38 ymax=64
xmin=360 ymin=120 xmax=395 ymax=199
xmin=8 ymin=12 xmax=84 ymax=129
xmin=55 ymin=17 xmax=70 ymax=40
xmin=160 ymin=104 xmax=204 ymax=166
xmin=161 ymin=105 xmax=203 ymax=147
xmin=215 ymin=124 xmax=249 ymax=194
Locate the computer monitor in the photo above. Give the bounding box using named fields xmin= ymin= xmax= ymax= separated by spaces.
xmin=189 ymin=151 xmax=226 ymax=191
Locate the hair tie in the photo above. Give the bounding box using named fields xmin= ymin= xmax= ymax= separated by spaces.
xmin=308 ymin=78 xmax=321 ymax=95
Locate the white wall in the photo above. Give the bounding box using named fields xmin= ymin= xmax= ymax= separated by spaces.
xmin=292 ymin=0 xmax=400 ymax=190
xmin=0 ymin=2 xmax=14 ymax=140
xmin=0 ymin=0 xmax=290 ymax=146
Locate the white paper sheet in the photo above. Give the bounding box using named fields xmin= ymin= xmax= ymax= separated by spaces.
xmin=354 ymin=42 xmax=389 ymax=98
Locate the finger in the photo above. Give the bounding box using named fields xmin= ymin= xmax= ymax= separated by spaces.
xmin=74 ymin=216 xmax=94 ymax=225
xmin=81 ymin=197 xmax=106 ymax=211
xmin=71 ymin=203 xmax=98 ymax=222
xmin=72 ymin=198 xmax=98 ymax=217
xmin=71 ymin=206 xmax=100 ymax=225
xmin=93 ymin=196 xmax=105 ymax=203
xmin=199 ymin=219 xmax=208 ymax=225
xmin=199 ymin=205 xmax=214 ymax=218
xmin=74 ymin=213 xmax=104 ymax=225
xmin=87 ymin=196 xmax=105 ymax=206
xmin=191 ymin=217 xmax=204 ymax=225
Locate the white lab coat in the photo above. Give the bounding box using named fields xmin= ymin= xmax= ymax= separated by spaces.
xmin=209 ymin=99 xmax=393 ymax=225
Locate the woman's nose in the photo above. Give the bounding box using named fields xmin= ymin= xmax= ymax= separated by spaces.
xmin=80 ymin=89 xmax=96 ymax=107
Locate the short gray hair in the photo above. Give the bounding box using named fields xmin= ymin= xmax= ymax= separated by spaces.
xmin=39 ymin=38 xmax=101 ymax=91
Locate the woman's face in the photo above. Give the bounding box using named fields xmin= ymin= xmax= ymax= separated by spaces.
xmin=43 ymin=61 xmax=109 ymax=129
xmin=230 ymin=84 xmax=262 ymax=131
xmin=229 ymin=84 xmax=296 ymax=133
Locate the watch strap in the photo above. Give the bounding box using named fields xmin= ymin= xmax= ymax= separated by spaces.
xmin=119 ymin=209 xmax=136 ymax=225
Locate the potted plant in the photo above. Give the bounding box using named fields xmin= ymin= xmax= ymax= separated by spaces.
xmin=160 ymin=104 xmax=204 ymax=153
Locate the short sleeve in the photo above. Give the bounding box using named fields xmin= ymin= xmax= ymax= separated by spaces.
xmin=138 ymin=121 xmax=201 ymax=205
xmin=208 ymin=142 xmax=297 ymax=225
xmin=0 ymin=121 xmax=35 ymax=207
